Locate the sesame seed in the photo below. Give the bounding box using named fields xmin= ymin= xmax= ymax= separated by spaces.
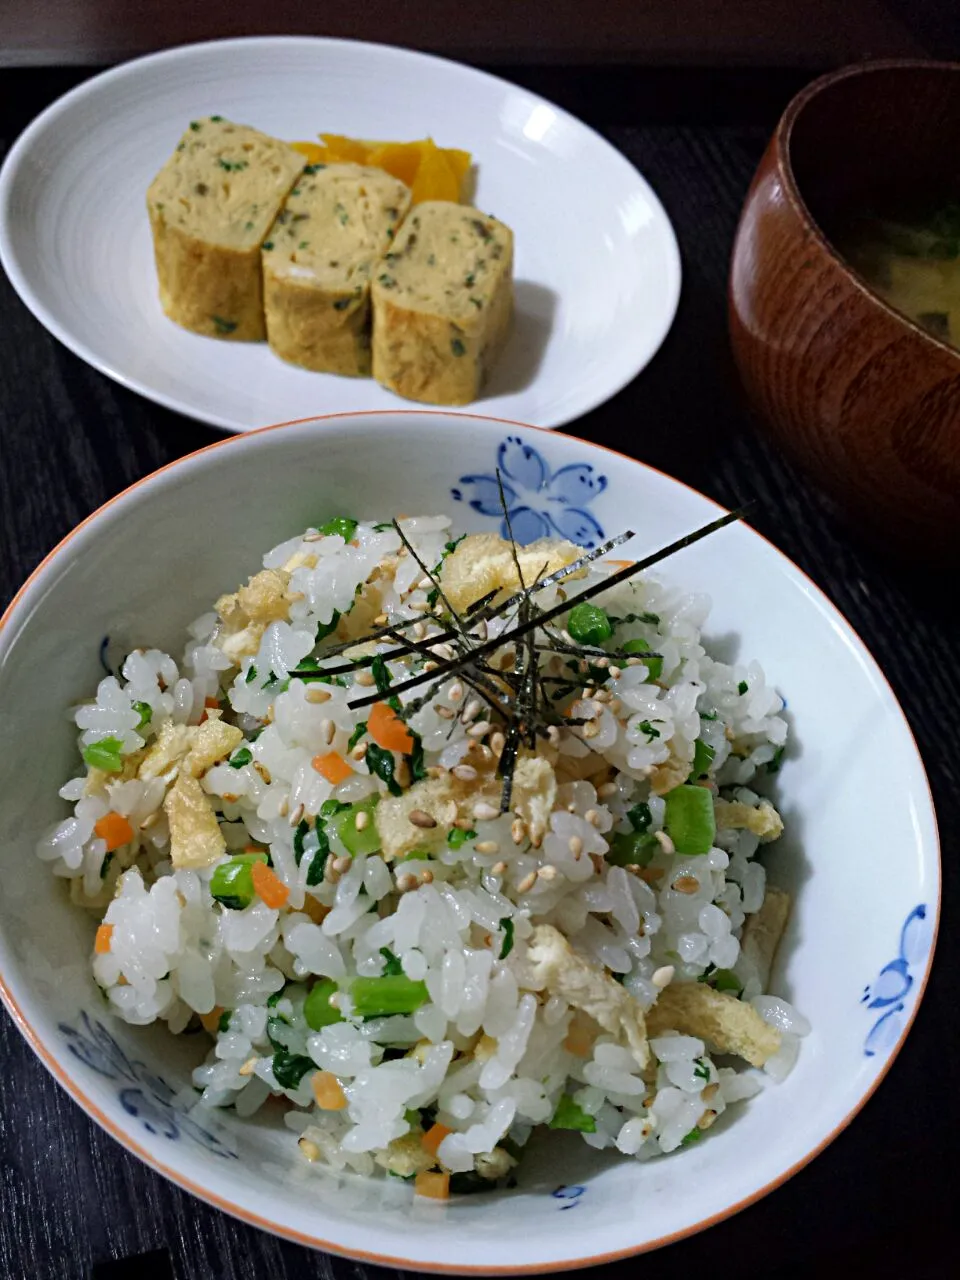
xmin=438 ymin=799 xmax=458 ymax=825
xmin=452 ymin=764 xmax=478 ymax=781
xmin=584 ymin=809 xmax=601 ymax=826
xmin=698 ymin=1109 xmax=718 ymax=1131
xmin=491 ymin=861 xmax=507 ymax=875
xmin=594 ymin=655 xmax=609 ymax=669
xmin=394 ymin=758 xmax=411 ymax=788
xmin=702 ymin=1083 xmax=720 ymax=1102
xmin=298 ymin=1138 xmax=321 ymax=1162
xmin=354 ymin=810 xmax=369 ymax=831
xmin=608 ymin=665 xmax=622 ymax=679
xmin=467 ymin=720 xmax=492 ymax=739
xmin=332 ymin=855 xmax=352 ymax=874
xmin=423 ymin=660 xmax=439 ymax=672
xmin=473 ymin=801 xmax=500 ymax=822
xmin=673 ymin=874 xmax=700 ymax=894
xmin=475 ymin=840 xmax=500 ymax=855
xmin=597 ymin=781 xmax=618 ymax=799
xmin=593 ymin=688 xmax=611 ymax=703
xmin=238 ymin=1055 xmax=259 ymax=1076
xmin=354 ymin=670 xmax=376 ymax=687
xmin=626 ymin=657 xmax=643 ymax=667
xmin=302 ymin=532 xmax=324 ymax=543
xmin=537 ymin=865 xmax=559 ymax=881
xmin=608 ymin=697 xmax=623 ymax=715
xmin=416 ymin=576 xmax=434 ymax=592
xmin=409 ymin=809 xmax=437 ymax=829
xmin=413 ymin=621 xmax=427 ymax=640
xmin=652 ymin=965 xmax=675 ymax=988
xmin=320 ymin=718 xmax=335 ymax=745
xmin=396 ymin=872 xmax=417 ymax=892
xmin=516 ymin=871 xmax=537 ymax=893
xmin=511 ymin=819 xmax=527 ymax=845
xmin=431 ymin=642 xmax=455 ymax=660
xmin=351 ymin=742 xmax=367 ymax=761
xmin=568 ymin=835 xmax=583 ymax=857
xmin=461 ymin=698 xmax=481 ymax=723
xmin=581 ymin=721 xmax=600 ymax=739
xmin=490 ymin=731 xmax=506 ymax=757
xmin=409 ymin=600 xmax=430 ymax=613
xmin=305 ymin=687 xmax=333 ymax=704
xmin=435 ymin=704 xmax=455 ymax=719
xmin=478 ymin=745 xmax=494 ymax=762
xmin=655 ymin=830 xmax=676 ymax=854
xmin=581 ymin=686 xmax=595 ymax=701
xmin=419 ymin=869 xmax=435 ymax=884
xmin=289 ymin=803 xmax=305 ymax=827
xmin=448 ymin=682 xmax=463 ymax=702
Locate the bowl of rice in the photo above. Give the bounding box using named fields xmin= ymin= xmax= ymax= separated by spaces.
xmin=0 ymin=412 xmax=939 ymax=1272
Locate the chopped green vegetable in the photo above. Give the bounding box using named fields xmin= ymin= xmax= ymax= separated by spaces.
xmin=245 ymin=665 xmax=258 ymax=684
xmin=320 ymin=798 xmax=350 ymax=819
xmin=304 ymin=979 xmax=343 ymax=1031
xmin=305 ymin=827 xmax=330 ymax=886
xmin=664 ymin=785 xmax=716 ymax=855
xmin=100 ymin=852 xmax=114 ymax=879
xmin=690 ymin=739 xmax=715 ymax=779
xmin=189 ymin=121 xmax=201 ymax=131
xmin=211 ymin=315 xmax=238 ymax=335
xmin=210 ymin=852 xmax=268 ymax=910
xmin=623 ymin=638 xmax=663 ymax=680
xmin=713 ymin=968 xmax=743 ymax=994
xmin=350 ymin=975 xmax=429 ymax=1017
xmin=637 ymin=720 xmax=661 ymax=741
xmin=408 ymin=729 xmax=427 ymax=783
xmin=328 ymin=795 xmax=380 ymax=857
xmin=293 ymin=819 xmax=310 ymax=865
xmin=738 ymin=680 xmax=749 ymax=696
xmin=371 ymin=654 xmax=392 ymax=698
xmin=228 ymin=747 xmax=253 ymax=769
xmin=693 ymin=1058 xmax=711 ymax=1082
xmin=567 ymin=602 xmax=613 ymax=646
xmin=681 ymin=1126 xmax=703 ymax=1147
xmin=606 ymin=830 xmax=658 ymax=867
xmin=380 ymin=947 xmax=404 ymax=976
xmin=549 ymin=1094 xmax=596 ymax=1133
xmin=366 ymin=742 xmax=402 ymax=796
xmin=627 ymin=802 xmax=652 ymax=833
xmin=447 ymin=827 xmax=476 ymax=849
xmin=272 ymin=1048 xmax=315 ymax=1090
xmin=451 ymin=338 xmax=466 ymax=356
xmin=82 ymin=737 xmax=125 ymax=773
xmin=133 ymin=701 xmax=153 ymax=729
xmin=312 ymin=610 xmax=341 ymax=642
xmin=217 ymin=158 xmax=248 ymax=172
xmin=398 ymin=848 xmax=430 ymax=863
xmin=318 ymin=516 xmax=358 ymax=542
xmin=498 ymin=917 xmax=515 ymax=959
xmin=218 ymin=1010 xmax=232 ymax=1033
xmin=766 ymin=745 xmax=786 ymax=775
xmin=347 ymin=721 xmax=367 ymax=751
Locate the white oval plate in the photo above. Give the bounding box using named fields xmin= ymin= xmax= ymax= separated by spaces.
xmin=0 ymin=37 xmax=680 ymax=434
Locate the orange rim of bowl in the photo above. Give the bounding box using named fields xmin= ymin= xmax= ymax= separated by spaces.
xmin=770 ymin=57 xmax=960 ymax=366
xmin=0 ymin=410 xmax=942 ymax=1273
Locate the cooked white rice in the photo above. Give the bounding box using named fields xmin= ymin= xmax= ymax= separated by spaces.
xmin=38 ymin=515 xmax=807 ymax=1192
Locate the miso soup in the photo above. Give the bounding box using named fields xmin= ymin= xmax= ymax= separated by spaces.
xmin=835 ymin=201 xmax=960 ymax=348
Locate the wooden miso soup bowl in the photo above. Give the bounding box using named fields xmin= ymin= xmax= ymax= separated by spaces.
xmin=729 ymin=61 xmax=960 ymax=557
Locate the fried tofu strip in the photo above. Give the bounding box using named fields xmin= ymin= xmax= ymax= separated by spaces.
xmin=647 ymin=982 xmax=781 ymax=1067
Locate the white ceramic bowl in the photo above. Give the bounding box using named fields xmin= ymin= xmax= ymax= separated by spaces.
xmin=0 ymin=413 xmax=939 ymax=1273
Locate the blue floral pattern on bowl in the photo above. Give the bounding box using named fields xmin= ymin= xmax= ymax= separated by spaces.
xmin=860 ymin=904 xmax=930 ymax=1058
xmin=59 ymin=1010 xmax=236 ymax=1158
xmin=452 ymin=435 xmax=607 ymax=547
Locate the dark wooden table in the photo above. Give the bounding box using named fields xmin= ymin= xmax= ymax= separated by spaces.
xmin=1 ymin=64 xmax=956 ymax=1280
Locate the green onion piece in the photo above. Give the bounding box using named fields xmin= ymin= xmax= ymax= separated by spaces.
xmin=328 ymin=795 xmax=380 ymax=856
xmin=664 ymin=785 xmax=716 ymax=855
xmin=713 ymin=968 xmax=742 ymax=994
xmin=218 ymin=1010 xmax=232 ymax=1033
xmin=549 ymin=1094 xmax=597 ymax=1133
xmin=567 ymin=602 xmax=613 ymax=646
xmin=303 ymin=979 xmax=343 ymax=1030
xmin=380 ymin=947 xmax=404 ymax=976
xmin=133 ymin=701 xmax=153 ymax=729
xmin=606 ymin=830 xmax=658 ymax=867
xmin=681 ymin=1126 xmax=703 ymax=1146
xmin=210 ymin=852 xmax=268 ymax=910
xmin=319 ymin=798 xmax=350 ymax=818
xmin=318 ymin=517 xmax=358 ymax=542
xmin=623 ymin=638 xmax=663 ymax=680
xmin=499 ymin=918 xmax=515 ymax=959
xmin=81 ymin=737 xmax=125 ymax=773
xmin=350 ymin=975 xmax=429 ymax=1017
xmin=690 ymin=739 xmax=715 ymax=780
xmin=228 ymin=747 xmax=253 ymax=769
xmin=447 ymin=827 xmax=477 ymax=849
xmin=271 ymin=1048 xmax=315 ymax=1090
xmin=627 ymin=802 xmax=652 ymax=833
xmin=403 ymin=1107 xmax=421 ymax=1128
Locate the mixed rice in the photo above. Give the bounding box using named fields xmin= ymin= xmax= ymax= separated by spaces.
xmin=38 ymin=514 xmax=809 ymax=1197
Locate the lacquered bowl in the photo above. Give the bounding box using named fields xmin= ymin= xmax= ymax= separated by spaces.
xmin=729 ymin=60 xmax=960 ymax=556
xmin=0 ymin=412 xmax=939 ymax=1271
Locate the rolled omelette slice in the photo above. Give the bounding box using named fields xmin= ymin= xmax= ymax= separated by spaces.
xmin=147 ymin=116 xmax=305 ymax=341
xmin=371 ymin=202 xmax=514 ymax=405
xmin=262 ymin=163 xmax=411 ymax=376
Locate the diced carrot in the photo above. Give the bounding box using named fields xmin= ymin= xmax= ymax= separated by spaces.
xmin=368 ymin=701 xmax=414 ymax=754
xmin=603 ymin=559 xmax=635 ymax=570
xmin=291 ymin=141 xmax=325 ymax=164
xmin=251 ymin=860 xmax=290 ymax=909
xmin=93 ymin=811 xmax=135 ymax=852
xmin=303 ymin=895 xmax=330 ymax=925
xmin=204 ymin=696 xmax=220 ymax=708
xmin=312 ymin=1071 xmax=347 ymax=1110
xmin=415 ymin=1170 xmax=450 ymax=1200
xmin=94 ymin=924 xmax=114 ymax=954
xmin=312 ymin=751 xmax=353 ymax=784
xmin=199 ymin=1006 xmax=224 ymax=1035
xmin=421 ymin=1122 xmax=452 ymax=1159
